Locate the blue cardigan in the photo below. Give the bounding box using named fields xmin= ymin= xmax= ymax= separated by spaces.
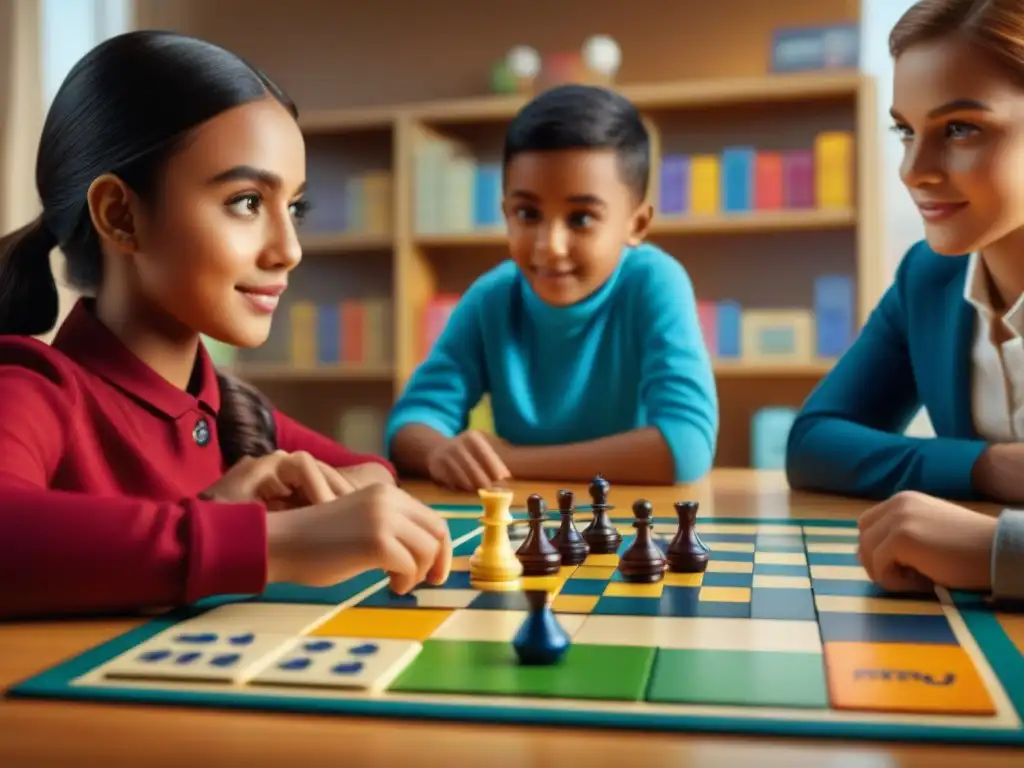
xmin=786 ymin=241 xmax=990 ymax=500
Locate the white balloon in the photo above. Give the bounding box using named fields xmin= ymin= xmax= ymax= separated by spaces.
xmin=582 ymin=35 xmax=621 ymax=75
xmin=506 ymin=45 xmax=541 ymax=78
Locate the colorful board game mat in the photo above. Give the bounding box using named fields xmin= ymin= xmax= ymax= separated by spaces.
xmin=7 ymin=509 xmax=1024 ymax=746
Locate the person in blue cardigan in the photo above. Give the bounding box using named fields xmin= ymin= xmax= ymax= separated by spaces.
xmin=795 ymin=0 xmax=1024 ymax=601
xmin=387 ymin=84 xmax=718 ymax=489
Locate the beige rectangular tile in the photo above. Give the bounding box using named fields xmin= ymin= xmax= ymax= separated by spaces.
xmin=573 ymin=616 xmax=822 ymax=653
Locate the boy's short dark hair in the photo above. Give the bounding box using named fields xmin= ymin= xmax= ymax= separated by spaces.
xmin=502 ymin=84 xmax=650 ymax=201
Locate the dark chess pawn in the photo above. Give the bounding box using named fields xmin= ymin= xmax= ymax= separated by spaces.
xmin=549 ymin=489 xmax=589 ymax=565
xmin=617 ymin=499 xmax=667 ymax=583
xmin=666 ymin=501 xmax=710 ymax=573
xmin=512 ymin=590 xmax=571 ymax=665
xmin=581 ymin=473 xmax=622 ymax=555
xmin=516 ymin=494 xmax=562 ymax=576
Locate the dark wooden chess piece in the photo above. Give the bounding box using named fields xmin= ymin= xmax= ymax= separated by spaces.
xmin=581 ymin=473 xmax=622 ymax=555
xmin=516 ymin=494 xmax=562 ymax=576
xmin=617 ymin=499 xmax=667 ymax=583
xmin=512 ymin=590 xmax=571 ymax=665
xmin=549 ymin=489 xmax=589 ymax=565
xmin=666 ymin=501 xmax=710 ymax=573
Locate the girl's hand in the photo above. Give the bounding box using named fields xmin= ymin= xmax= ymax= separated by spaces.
xmin=200 ymin=450 xmax=355 ymax=509
xmin=265 ymin=483 xmax=452 ymax=594
xmin=335 ymin=461 xmax=397 ymax=490
xmin=857 ymin=491 xmax=998 ymax=592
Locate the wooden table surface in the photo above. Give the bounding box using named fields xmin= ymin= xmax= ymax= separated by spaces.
xmin=1 ymin=470 xmax=1020 ymax=767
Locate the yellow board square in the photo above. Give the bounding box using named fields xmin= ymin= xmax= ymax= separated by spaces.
xmin=614 ymin=524 xmax=634 ymax=536
xmin=997 ymin=613 xmax=1024 ymax=655
xmin=583 ymin=554 xmax=619 ymax=568
xmin=699 ymin=586 xmax=751 ymax=603
xmin=707 ymin=560 xmax=754 ymax=574
xmin=811 ymin=565 xmax=870 ymax=581
xmin=604 ymin=582 xmax=664 ymax=598
xmin=824 ymin=641 xmax=995 ymax=715
xmin=664 ymin=572 xmax=703 ymax=587
xmin=572 ymin=566 xmax=616 ymax=580
xmin=310 ymin=608 xmax=452 ymax=641
xmin=552 ymin=595 xmax=599 ymax=614
xmin=754 ymin=552 xmax=807 ymax=566
xmin=557 ymin=565 xmax=579 ymax=579
xmin=815 ymin=595 xmax=943 ymax=615
xmin=753 ymin=574 xmax=811 ymax=589
xmin=803 ymin=526 xmax=859 ymax=537
xmin=707 ymin=542 xmax=755 ymax=553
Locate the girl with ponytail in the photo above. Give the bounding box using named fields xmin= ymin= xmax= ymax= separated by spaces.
xmin=0 ymin=31 xmax=451 ymax=619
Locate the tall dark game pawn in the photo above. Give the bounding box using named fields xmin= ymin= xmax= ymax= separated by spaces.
xmin=516 ymin=494 xmax=562 ymax=576
xmin=581 ymin=473 xmax=622 ymax=555
xmin=666 ymin=501 xmax=710 ymax=573
xmin=617 ymin=499 xmax=666 ymax=583
xmin=549 ymin=489 xmax=589 ymax=565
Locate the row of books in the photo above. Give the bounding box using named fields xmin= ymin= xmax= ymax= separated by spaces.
xmin=288 ymin=299 xmax=392 ymax=366
xmin=657 ymin=132 xmax=853 ymax=216
xmin=418 ymin=274 xmax=854 ymax=364
xmin=309 ymin=170 xmax=392 ymax=236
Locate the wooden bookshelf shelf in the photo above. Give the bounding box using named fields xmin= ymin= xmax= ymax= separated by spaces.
xmin=412 ymin=208 xmax=856 ymax=249
xmin=267 ymin=70 xmax=881 ymax=467
xmin=233 ymin=364 xmax=394 ymax=382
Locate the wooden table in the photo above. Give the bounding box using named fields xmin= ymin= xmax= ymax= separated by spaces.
xmin=1 ymin=470 xmax=1019 ymax=767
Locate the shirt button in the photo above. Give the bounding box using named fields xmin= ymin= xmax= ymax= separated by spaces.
xmin=193 ymin=417 xmax=211 ymax=447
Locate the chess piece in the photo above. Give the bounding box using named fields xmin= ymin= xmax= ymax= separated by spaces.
xmin=512 ymin=590 xmax=571 ymax=665
xmin=666 ymin=501 xmax=710 ymax=573
xmin=582 ymin=473 xmax=622 ymax=555
xmin=549 ymin=489 xmax=589 ymax=565
xmin=617 ymin=499 xmax=667 ymax=583
xmin=470 ymin=488 xmax=523 ymax=591
xmin=516 ymin=494 xmax=562 ymax=576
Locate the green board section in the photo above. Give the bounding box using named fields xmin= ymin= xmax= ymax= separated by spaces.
xmin=647 ymin=649 xmax=829 ymax=708
xmin=391 ymin=640 xmax=655 ymax=701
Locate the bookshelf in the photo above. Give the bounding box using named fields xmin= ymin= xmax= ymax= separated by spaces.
xmin=228 ymin=70 xmax=882 ymax=467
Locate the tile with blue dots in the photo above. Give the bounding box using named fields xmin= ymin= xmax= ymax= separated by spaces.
xmin=100 ymin=627 xmax=298 ymax=684
xmin=249 ymin=637 xmax=422 ymax=692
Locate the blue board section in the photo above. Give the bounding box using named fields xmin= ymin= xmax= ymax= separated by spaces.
xmin=5 ymin=515 xmax=1024 ymax=747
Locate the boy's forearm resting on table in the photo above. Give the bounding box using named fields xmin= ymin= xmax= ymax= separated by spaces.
xmin=993 ymin=509 xmax=1024 ymax=600
xmin=501 ymin=426 xmax=694 ymax=485
xmin=0 ymin=483 xmax=268 ymax=619
xmin=389 ymin=423 xmax=451 ymax=477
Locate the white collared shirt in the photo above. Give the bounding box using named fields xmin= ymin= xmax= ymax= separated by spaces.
xmin=965 ymin=252 xmax=1024 ymax=441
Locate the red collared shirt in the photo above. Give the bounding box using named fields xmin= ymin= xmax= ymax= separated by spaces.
xmin=0 ymin=300 xmax=394 ymax=619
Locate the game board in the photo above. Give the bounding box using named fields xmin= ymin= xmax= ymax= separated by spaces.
xmin=8 ymin=490 xmax=1024 ymax=746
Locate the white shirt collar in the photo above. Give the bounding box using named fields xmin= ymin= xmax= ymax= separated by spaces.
xmin=964 ymin=252 xmax=1024 ymax=337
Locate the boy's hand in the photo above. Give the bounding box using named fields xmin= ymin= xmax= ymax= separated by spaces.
xmin=857 ymin=491 xmax=997 ymax=593
xmin=426 ymin=429 xmax=511 ymax=491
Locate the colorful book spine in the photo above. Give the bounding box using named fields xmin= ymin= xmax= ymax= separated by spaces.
xmin=316 ymin=304 xmax=340 ymax=365
xmin=782 ymin=150 xmax=814 ymax=208
xmin=658 ymin=155 xmax=689 ymax=215
xmin=814 ymin=131 xmax=853 ymax=208
xmin=721 ymin=147 xmax=754 ymax=212
xmin=696 ymin=300 xmax=718 ymax=356
xmin=361 ymin=171 xmax=392 ymax=235
xmin=754 ymin=151 xmax=783 ymax=209
xmin=689 ymin=155 xmax=720 ymax=214
xmin=290 ymin=301 xmax=318 ymax=366
xmin=421 ymin=294 xmax=461 ymax=360
xmin=341 ymin=300 xmax=365 ymax=363
xmin=473 ymin=163 xmax=503 ymax=228
xmin=716 ymin=300 xmax=742 ymax=357
xmin=813 ymin=275 xmax=854 ymax=357
xmin=362 ymin=297 xmax=391 ymax=364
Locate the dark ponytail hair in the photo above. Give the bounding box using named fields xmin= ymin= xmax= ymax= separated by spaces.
xmin=0 ymin=30 xmax=295 ymax=466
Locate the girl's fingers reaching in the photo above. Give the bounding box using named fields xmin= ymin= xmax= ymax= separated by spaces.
xmin=317 ymin=460 xmax=356 ymax=496
xmin=276 ymin=452 xmax=336 ymax=505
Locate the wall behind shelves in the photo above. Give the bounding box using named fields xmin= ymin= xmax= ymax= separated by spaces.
xmin=136 ymin=0 xmax=859 ymax=107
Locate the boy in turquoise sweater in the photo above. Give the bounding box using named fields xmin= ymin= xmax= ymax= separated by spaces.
xmin=387 ymin=85 xmax=718 ymax=489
